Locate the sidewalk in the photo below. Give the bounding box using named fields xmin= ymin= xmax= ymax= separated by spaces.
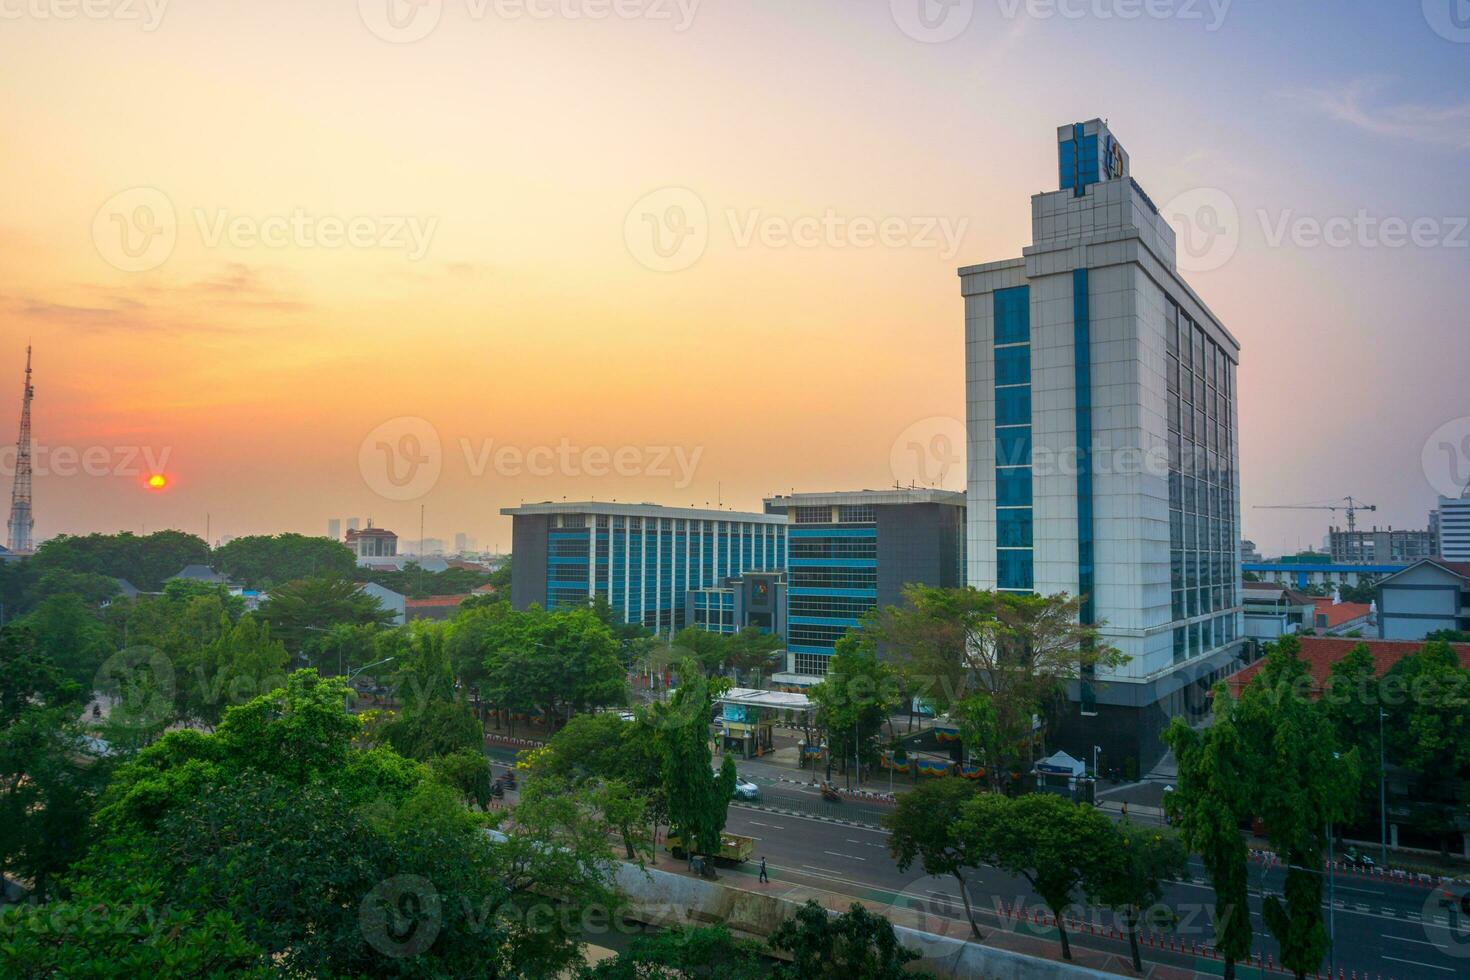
xmin=649 ymin=842 xmax=1253 ymax=979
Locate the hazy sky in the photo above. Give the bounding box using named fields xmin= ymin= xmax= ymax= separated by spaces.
xmin=1 ymin=0 xmax=1467 ymax=555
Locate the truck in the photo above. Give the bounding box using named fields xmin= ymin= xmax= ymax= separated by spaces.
xmin=665 ymin=831 xmax=756 ymax=865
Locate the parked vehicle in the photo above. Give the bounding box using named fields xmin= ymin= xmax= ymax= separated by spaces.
xmin=666 ymin=832 xmax=756 ymax=864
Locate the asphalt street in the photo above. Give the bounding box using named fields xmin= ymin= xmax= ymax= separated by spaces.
xmin=485 ymin=746 xmax=1468 ymax=977
xmin=720 ymin=804 xmax=1469 ymax=980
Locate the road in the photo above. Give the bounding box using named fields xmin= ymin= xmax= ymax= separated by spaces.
xmin=486 ymin=746 xmax=1467 ymax=977
xmin=720 ymin=803 xmax=1468 ymax=979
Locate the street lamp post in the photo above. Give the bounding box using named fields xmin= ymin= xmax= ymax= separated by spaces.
xmin=343 ymin=656 xmax=396 ymax=711
xmin=1379 ymin=708 xmax=1388 ymax=866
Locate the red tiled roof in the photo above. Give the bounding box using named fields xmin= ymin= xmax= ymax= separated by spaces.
xmin=1227 ymin=637 xmax=1470 ymax=698
xmin=472 ymin=583 xmax=499 ymax=593
xmin=1309 ymin=598 xmax=1373 ymax=629
xmin=404 ymin=594 xmax=469 ymax=608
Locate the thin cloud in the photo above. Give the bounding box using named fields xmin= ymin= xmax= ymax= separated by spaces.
xmin=1287 ymin=77 xmax=1470 ymax=149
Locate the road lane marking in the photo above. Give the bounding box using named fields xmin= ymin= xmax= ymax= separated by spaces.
xmin=748 ymin=821 xmax=785 ymax=830
xmin=1386 ymin=935 xmax=1439 ymax=946
xmin=1382 ymin=955 xmax=1455 ymax=972
xmin=825 ymin=851 xmax=867 ymax=861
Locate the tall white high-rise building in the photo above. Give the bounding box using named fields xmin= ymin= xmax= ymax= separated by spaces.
xmin=327 ymin=518 xmax=341 ymax=540
xmin=1437 ymin=488 xmax=1470 ymax=561
xmin=961 ymin=120 xmax=1244 ymax=771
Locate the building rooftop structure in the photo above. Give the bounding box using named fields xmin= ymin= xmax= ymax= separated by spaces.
xmin=1227 ymin=636 xmax=1470 ymax=698
xmin=501 ymin=501 xmax=785 ymax=524
xmin=763 ymin=488 xmax=965 ymax=509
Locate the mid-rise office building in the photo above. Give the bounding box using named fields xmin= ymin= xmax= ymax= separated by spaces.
xmin=1329 ymin=525 xmax=1436 ymax=564
xmin=346 ymin=523 xmax=398 ymax=559
xmin=960 ymin=120 xmax=1244 ymax=770
xmin=1437 ymin=489 xmax=1470 ymax=562
xmin=762 ymin=489 xmax=966 ymax=679
xmin=501 ymin=502 xmax=787 ymax=634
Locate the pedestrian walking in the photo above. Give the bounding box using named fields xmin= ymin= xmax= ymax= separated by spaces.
xmin=1121 ymin=801 xmax=1129 ymax=818
xmin=758 ymin=856 xmax=769 ymax=883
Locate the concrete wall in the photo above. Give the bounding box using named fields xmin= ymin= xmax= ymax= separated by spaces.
xmin=612 ymin=861 xmax=1117 ymax=980
xmin=509 ymin=514 xmax=550 ymax=610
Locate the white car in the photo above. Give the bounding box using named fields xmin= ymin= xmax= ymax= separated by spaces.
xmin=730 ymin=775 xmax=762 ymax=802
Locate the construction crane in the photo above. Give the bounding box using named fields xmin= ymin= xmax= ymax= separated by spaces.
xmin=1253 ymin=496 xmax=1378 ymax=533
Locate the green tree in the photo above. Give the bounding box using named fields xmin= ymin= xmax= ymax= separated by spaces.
xmin=258 ymin=576 xmax=393 ymax=655
xmin=1089 ymin=821 xmax=1189 ymax=972
xmin=963 ymin=792 xmax=1117 ymax=961
xmin=871 ymin=586 xmax=1124 ymax=773
xmin=654 ymin=664 xmax=733 ymax=859
xmin=85 ymin=668 xmax=619 ymax=977
xmin=14 ymin=593 xmax=114 ymax=690
xmin=177 ymin=614 xmax=290 ymax=728
xmin=883 ymin=777 xmax=987 ymax=938
xmin=768 ymin=900 xmax=931 ymax=980
xmin=1380 ymin=640 xmax=1470 ymax=852
xmin=578 ymin=924 xmax=768 ymax=979
xmin=482 ymin=606 xmax=627 ymax=729
xmin=527 ymin=711 xmax=669 ymax=862
xmin=1322 ymin=642 xmax=1382 ymax=823
xmin=211 ymin=533 xmax=356 ymax=589
xmin=0 ymin=629 xmax=109 ymax=900
xmin=0 ymin=879 xmax=268 ymax=978
xmin=1164 ymin=687 xmax=1255 ymax=980
xmin=810 ymin=633 xmax=901 ymax=784
xmin=30 ymin=530 xmax=209 ymax=592
xmin=1236 ymin=635 xmax=1359 ymax=980
xmin=725 ymin=626 xmax=782 ymax=685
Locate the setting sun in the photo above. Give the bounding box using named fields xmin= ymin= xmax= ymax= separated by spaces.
xmin=146 ymin=474 xmax=168 ymax=491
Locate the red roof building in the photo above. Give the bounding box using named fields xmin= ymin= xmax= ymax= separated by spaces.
xmin=1227 ymin=636 xmax=1470 ymax=698
xmin=404 ymin=594 xmax=468 ymax=622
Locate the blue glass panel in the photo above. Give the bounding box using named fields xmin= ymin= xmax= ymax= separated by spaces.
xmin=995 ymin=386 xmax=1031 ymax=427
xmin=997 ymin=508 xmax=1033 ymax=548
xmin=996 ymin=427 xmax=1031 ymax=467
xmin=993 ymin=286 xmax=1030 ymax=345
xmin=996 ymin=467 xmax=1032 ymax=507
xmin=995 ymin=346 xmax=1030 ymax=386
xmin=997 ymin=550 xmax=1034 ymax=591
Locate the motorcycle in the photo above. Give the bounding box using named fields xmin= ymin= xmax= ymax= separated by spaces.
xmin=820 ymin=781 xmax=842 ymax=803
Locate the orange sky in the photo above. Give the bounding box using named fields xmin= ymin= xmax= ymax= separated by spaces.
xmin=2 ymin=3 xmax=1468 ymax=554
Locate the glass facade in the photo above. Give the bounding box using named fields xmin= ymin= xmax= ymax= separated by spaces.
xmin=1165 ymin=298 xmax=1241 ymax=662
xmin=994 ymin=285 xmax=1034 ymax=593
xmin=543 ymin=511 xmax=786 ymax=634
xmin=787 ymin=512 xmax=878 ymax=675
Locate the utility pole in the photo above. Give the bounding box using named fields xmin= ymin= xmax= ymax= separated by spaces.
xmin=1379 ymin=709 xmax=1388 ymax=865
xmin=7 ymin=345 xmax=35 ymax=553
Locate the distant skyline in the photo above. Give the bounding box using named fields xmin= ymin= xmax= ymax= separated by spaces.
xmin=2 ymin=2 xmax=1467 ymax=556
